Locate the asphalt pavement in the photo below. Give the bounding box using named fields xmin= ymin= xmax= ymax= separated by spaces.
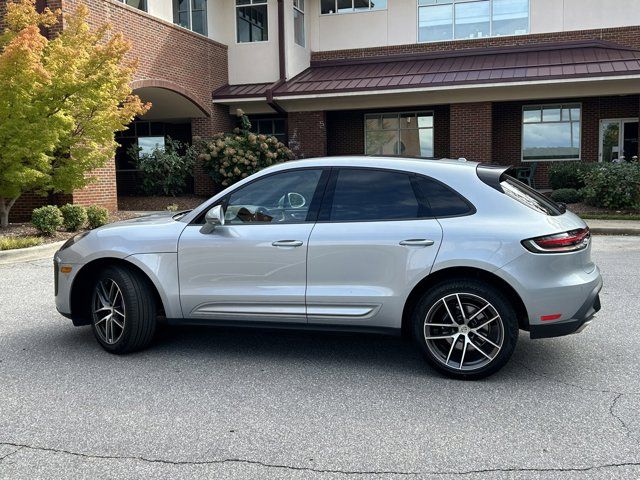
xmin=1 ymin=236 xmax=639 ymax=479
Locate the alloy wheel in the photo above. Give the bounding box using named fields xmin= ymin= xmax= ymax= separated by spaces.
xmin=423 ymin=293 xmax=504 ymax=371
xmin=92 ymin=278 xmax=126 ymax=345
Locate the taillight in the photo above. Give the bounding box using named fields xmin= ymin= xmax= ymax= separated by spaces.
xmin=522 ymin=227 xmax=590 ymax=253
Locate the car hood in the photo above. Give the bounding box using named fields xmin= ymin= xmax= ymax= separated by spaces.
xmin=58 ymin=212 xmax=188 ymax=264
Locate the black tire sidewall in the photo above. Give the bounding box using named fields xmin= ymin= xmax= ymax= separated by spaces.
xmin=412 ymin=279 xmax=519 ymax=380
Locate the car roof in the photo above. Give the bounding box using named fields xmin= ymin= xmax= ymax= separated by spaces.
xmin=266 ymin=156 xmax=480 ymax=177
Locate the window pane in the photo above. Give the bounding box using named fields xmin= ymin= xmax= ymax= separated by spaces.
xmin=138 ymin=136 xmax=165 ymax=157
xmin=337 ymin=0 xmax=352 ymax=12
xmin=400 ymin=128 xmax=434 ymax=157
xmin=382 ymin=114 xmax=399 ymax=130
xmin=294 ymin=8 xmax=305 ymax=46
xmin=192 ymin=0 xmax=205 ymax=10
xmin=273 ymin=119 xmax=286 ymax=135
xmin=321 ymin=0 xmax=335 ymax=14
xmin=419 ymin=4 xmax=453 ymax=42
xmin=237 ymin=5 xmax=268 ymax=42
xmin=522 ymin=107 xmax=540 ymax=123
xmin=417 ymin=114 xmax=433 ymax=128
xmin=126 ymin=0 xmax=147 ymax=11
xmin=192 ymin=9 xmax=206 ymax=34
xmin=492 ymin=0 xmax=528 ymax=36
xmin=226 ymin=170 xmax=322 ymax=224
xmin=178 ymin=11 xmax=190 ymax=28
xmin=354 ymin=0 xmax=368 ymax=10
xmin=330 ymin=169 xmax=420 ymax=221
xmin=365 ymin=131 xmax=399 ymax=155
xmin=370 ymin=0 xmax=386 ymax=10
xmin=399 ymin=112 xmax=417 ymax=129
xmin=523 ymin=123 xmax=579 ymax=160
xmin=570 ymin=107 xmax=581 ymax=121
xmin=542 ymin=107 xmax=561 ymax=122
xmin=415 ymin=177 xmax=472 ymax=216
xmin=455 ymin=0 xmax=490 ymax=39
xmin=365 ymin=115 xmax=381 ymax=130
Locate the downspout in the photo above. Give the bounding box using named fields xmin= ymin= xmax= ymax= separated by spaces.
xmin=266 ymin=0 xmax=287 ymax=115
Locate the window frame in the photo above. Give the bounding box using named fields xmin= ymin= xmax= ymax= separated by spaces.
xmin=190 ymin=167 xmax=331 ymax=226
xmin=320 ymin=0 xmax=387 ymax=15
xmin=363 ymin=111 xmax=435 ymax=159
xmin=235 ymin=0 xmax=269 ymax=44
xmin=417 ymin=0 xmax=530 ymax=44
xmin=294 ymin=0 xmax=305 ymax=47
xmin=521 ymin=103 xmax=582 ymax=163
xmin=317 ymin=167 xmax=476 ymax=224
xmin=173 ymin=0 xmax=208 ymax=36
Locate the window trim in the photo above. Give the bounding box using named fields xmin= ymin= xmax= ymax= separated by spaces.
xmin=521 ymin=102 xmax=582 ymax=163
xmin=190 ymin=167 xmax=331 ymax=226
xmin=317 ymin=166 xmax=476 ymax=224
xmin=235 ymin=0 xmax=270 ymax=44
xmin=320 ymin=0 xmax=388 ymax=15
xmin=294 ymin=0 xmax=306 ymax=47
xmin=363 ymin=110 xmax=435 ymax=159
xmin=416 ymin=0 xmax=530 ymax=44
xmin=173 ymin=0 xmax=208 ymax=36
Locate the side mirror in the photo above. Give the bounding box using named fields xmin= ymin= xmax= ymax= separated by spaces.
xmin=200 ymin=205 xmax=225 ymax=234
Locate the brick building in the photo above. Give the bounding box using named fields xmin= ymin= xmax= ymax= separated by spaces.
xmin=4 ymin=0 xmax=640 ymax=219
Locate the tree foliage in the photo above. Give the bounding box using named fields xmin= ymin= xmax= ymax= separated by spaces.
xmin=0 ymin=0 xmax=149 ymax=227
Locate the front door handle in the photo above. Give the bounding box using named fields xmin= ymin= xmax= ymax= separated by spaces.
xmin=399 ymin=239 xmax=435 ymax=247
xmin=272 ymin=240 xmax=303 ymax=247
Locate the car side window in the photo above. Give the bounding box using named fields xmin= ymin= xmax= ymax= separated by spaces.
xmin=328 ymin=169 xmax=422 ymax=222
xmin=224 ymin=169 xmax=323 ymax=224
xmin=414 ymin=176 xmax=474 ymax=217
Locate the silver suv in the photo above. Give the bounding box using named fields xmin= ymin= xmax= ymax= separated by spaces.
xmin=54 ymin=157 xmax=602 ymax=379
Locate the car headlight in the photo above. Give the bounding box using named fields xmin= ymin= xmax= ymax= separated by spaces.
xmin=59 ymin=231 xmax=90 ymax=251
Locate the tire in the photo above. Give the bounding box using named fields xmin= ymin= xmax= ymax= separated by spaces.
xmin=411 ymin=279 xmax=518 ymax=380
xmin=90 ymin=265 xmax=157 ymax=354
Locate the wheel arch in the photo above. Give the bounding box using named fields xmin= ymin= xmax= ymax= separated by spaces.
xmin=401 ymin=266 xmax=529 ymax=337
xmin=69 ymin=257 xmax=166 ymax=326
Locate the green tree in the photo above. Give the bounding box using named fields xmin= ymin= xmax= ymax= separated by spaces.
xmin=0 ymin=0 xmax=149 ymax=227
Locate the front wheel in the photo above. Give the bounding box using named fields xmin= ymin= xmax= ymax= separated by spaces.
xmin=412 ymin=279 xmax=519 ymax=380
xmin=91 ymin=265 xmax=157 ymax=354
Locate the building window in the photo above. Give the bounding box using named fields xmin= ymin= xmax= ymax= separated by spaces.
xmin=250 ymin=117 xmax=287 ymax=143
xmin=418 ymin=0 xmax=528 ymax=43
xmin=522 ymin=104 xmax=581 ymax=161
xmin=236 ymin=0 xmax=268 ymax=43
xmin=173 ymin=0 xmax=207 ymax=35
xmin=365 ymin=112 xmax=434 ymax=158
xmin=294 ymin=0 xmax=305 ymax=47
xmin=321 ymin=0 xmax=387 ymax=15
xmin=117 ymin=0 xmax=147 ymax=12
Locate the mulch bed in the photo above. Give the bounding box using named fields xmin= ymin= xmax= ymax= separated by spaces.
xmin=566 ymin=202 xmax=640 ymax=216
xmin=118 ymin=195 xmax=207 ymax=212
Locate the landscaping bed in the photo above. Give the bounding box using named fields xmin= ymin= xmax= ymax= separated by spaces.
xmin=117 ymin=195 xmax=207 ymax=212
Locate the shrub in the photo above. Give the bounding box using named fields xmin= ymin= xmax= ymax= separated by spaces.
xmin=0 ymin=236 xmax=43 ymax=250
xmin=198 ymin=114 xmax=295 ymax=188
xmin=166 ymin=203 xmax=179 ymax=212
xmin=31 ymin=205 xmax=63 ymax=235
xmin=59 ymin=204 xmax=87 ymax=231
xmin=549 ymin=162 xmax=595 ymax=190
xmin=581 ymin=163 xmax=640 ymax=210
xmin=129 ymin=137 xmax=196 ymax=196
xmin=550 ymin=188 xmax=583 ymax=204
xmin=86 ymin=205 xmax=109 ymax=229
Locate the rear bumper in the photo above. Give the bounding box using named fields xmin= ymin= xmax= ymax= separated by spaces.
xmin=529 ymin=278 xmax=602 ymax=339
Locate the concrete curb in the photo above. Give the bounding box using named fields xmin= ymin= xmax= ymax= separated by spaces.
xmin=0 ymin=241 xmax=64 ymax=265
xmin=590 ymin=227 xmax=640 ymax=236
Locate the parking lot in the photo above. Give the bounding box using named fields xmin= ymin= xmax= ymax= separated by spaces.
xmin=0 ymin=235 xmax=639 ymax=479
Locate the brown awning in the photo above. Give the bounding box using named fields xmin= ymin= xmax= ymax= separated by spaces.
xmin=214 ymin=41 xmax=640 ymax=101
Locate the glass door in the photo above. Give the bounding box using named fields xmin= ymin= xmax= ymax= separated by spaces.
xmin=599 ymin=119 xmax=639 ymax=162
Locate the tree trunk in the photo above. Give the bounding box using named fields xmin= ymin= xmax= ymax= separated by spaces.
xmin=0 ymin=197 xmax=18 ymax=228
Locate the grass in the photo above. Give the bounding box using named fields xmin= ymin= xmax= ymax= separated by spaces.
xmin=0 ymin=236 xmax=43 ymax=251
xmin=579 ymin=213 xmax=640 ymax=221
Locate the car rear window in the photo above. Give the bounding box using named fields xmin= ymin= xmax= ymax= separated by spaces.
xmin=500 ymin=176 xmax=563 ymax=216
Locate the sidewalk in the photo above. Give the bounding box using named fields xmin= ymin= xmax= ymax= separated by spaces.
xmin=586 ymin=219 xmax=640 ymax=236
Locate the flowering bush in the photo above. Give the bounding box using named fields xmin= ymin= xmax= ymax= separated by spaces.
xmin=197 ymin=115 xmax=295 ymax=188
xmin=581 ymin=162 xmax=640 ymax=210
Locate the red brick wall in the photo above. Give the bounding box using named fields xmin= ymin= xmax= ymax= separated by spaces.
xmin=311 ymin=26 xmax=640 ymax=62
xmin=450 ymin=102 xmax=493 ymax=164
xmin=71 ymin=161 xmax=118 ymax=211
xmin=288 ymin=111 xmax=328 ymax=159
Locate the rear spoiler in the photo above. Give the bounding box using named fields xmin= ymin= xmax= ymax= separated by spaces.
xmin=476 ymin=164 xmax=512 ymax=192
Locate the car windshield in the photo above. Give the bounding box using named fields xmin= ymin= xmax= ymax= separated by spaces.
xmin=500 ymin=176 xmax=564 ymax=216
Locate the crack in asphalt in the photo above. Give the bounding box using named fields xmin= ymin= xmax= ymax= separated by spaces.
xmin=610 ymin=393 xmax=638 ymax=443
xmin=0 ymin=441 xmax=639 ymax=476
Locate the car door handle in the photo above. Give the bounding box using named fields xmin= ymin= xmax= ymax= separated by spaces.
xmin=272 ymin=240 xmax=304 ymax=247
xmin=399 ymin=239 xmax=435 ymax=247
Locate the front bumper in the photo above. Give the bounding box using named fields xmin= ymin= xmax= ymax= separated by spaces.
xmin=529 ymin=277 xmax=602 ymax=339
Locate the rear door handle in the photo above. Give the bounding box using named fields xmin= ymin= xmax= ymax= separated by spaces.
xmin=399 ymin=239 xmax=435 ymax=247
xmin=272 ymin=240 xmax=303 ymax=247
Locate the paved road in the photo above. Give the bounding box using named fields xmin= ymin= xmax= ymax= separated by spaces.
xmin=1 ymin=236 xmax=639 ymax=479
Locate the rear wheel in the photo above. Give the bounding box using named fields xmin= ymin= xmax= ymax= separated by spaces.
xmin=412 ymin=279 xmax=518 ymax=380
xmin=91 ymin=265 xmax=156 ymax=354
